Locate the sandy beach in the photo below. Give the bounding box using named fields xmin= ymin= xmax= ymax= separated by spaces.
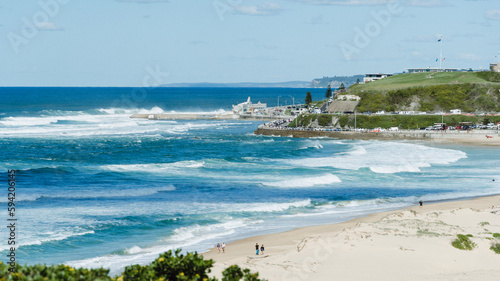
xmin=205 ymin=195 xmax=500 ymax=281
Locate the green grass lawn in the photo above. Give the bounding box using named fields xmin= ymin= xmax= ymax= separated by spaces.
xmin=350 ymin=72 xmax=497 ymax=92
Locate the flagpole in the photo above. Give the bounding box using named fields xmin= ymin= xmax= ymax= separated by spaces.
xmin=439 ymin=39 xmax=443 ymax=70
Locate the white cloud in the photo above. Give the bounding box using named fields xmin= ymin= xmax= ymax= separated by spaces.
xmin=485 ymin=10 xmax=500 ymax=21
xmin=35 ymin=22 xmax=64 ymax=31
xmin=233 ymin=3 xmax=283 ymax=16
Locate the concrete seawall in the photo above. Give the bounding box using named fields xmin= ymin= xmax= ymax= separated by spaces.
xmin=254 ymin=128 xmax=500 ymax=146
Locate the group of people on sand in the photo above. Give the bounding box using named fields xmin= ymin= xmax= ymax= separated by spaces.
xmin=216 ymin=242 xmax=226 ymax=253
xmin=255 ymin=243 xmax=264 ymax=255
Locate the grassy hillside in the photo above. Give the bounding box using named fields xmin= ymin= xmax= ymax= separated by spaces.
xmin=354 ymin=83 xmax=500 ymax=113
xmin=349 ymin=72 xmax=497 ymax=92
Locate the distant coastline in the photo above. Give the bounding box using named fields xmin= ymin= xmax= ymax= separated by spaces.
xmin=159 ymin=81 xmax=312 ymax=88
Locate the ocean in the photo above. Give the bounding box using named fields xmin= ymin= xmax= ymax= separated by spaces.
xmin=1 ymin=87 xmax=499 ymax=276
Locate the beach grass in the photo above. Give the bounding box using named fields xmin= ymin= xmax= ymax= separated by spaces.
xmin=490 ymin=243 xmax=500 ymax=254
xmin=452 ymin=234 xmax=476 ymax=251
xmin=479 ymin=221 xmax=490 ymax=227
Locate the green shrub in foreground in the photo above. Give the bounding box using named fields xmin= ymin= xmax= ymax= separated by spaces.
xmin=222 ymin=265 xmax=263 ymax=281
xmin=0 ymin=262 xmax=112 ymax=281
xmin=493 ymin=233 xmax=500 ymax=239
xmin=0 ymin=249 xmax=264 ymax=281
xmin=451 ymin=234 xmax=476 ymax=251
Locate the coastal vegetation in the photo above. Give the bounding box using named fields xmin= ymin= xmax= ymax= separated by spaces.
xmin=0 ymin=249 xmax=265 ymax=281
xmin=325 ymin=85 xmax=333 ymax=99
xmin=288 ymin=72 xmax=500 ymax=130
xmin=476 ymin=71 xmax=500 ymax=83
xmin=349 ymin=72 xmax=499 ymax=92
xmin=288 ymin=113 xmax=500 ymax=129
xmin=352 ymin=83 xmax=500 ymax=114
xmin=492 ymin=233 xmax=500 ymax=254
xmin=491 ymin=243 xmax=500 ymax=254
xmin=339 ymin=72 xmax=500 ymax=114
xmin=451 ymin=234 xmax=476 ymax=251
xmin=305 ymin=92 xmax=312 ymax=105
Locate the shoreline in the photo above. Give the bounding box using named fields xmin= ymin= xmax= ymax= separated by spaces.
xmin=254 ymin=128 xmax=500 ymax=146
xmin=204 ymin=194 xmax=500 ymax=281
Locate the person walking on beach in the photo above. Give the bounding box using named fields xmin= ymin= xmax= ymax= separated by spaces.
xmin=260 ymin=244 xmax=264 ymax=255
xmin=217 ymin=243 xmax=221 ymax=253
xmin=255 ymin=243 xmax=259 ymax=255
xmin=222 ymin=242 xmax=226 ymax=253
xmin=419 ymin=200 xmax=423 ymax=206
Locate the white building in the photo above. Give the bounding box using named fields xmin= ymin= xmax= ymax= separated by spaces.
xmin=491 ymin=63 xmax=500 ymax=73
xmin=407 ymin=68 xmax=458 ymax=73
xmin=450 ymin=109 xmax=462 ymax=115
xmin=232 ymin=97 xmax=267 ymax=114
xmin=363 ymin=73 xmax=393 ymax=83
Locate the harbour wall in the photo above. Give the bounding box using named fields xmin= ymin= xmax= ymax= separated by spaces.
xmin=254 ymin=128 xmax=500 ymax=141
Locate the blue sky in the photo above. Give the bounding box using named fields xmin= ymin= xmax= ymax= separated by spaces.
xmin=0 ymin=0 xmax=499 ymax=86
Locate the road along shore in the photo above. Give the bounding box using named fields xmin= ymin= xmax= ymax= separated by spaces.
xmin=254 ymin=128 xmax=500 ymax=146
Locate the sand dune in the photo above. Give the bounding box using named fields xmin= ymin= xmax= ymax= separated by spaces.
xmin=205 ymin=196 xmax=500 ymax=281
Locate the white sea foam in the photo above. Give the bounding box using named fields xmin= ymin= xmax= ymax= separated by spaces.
xmin=0 ymin=108 xmax=239 ymax=138
xmin=125 ymin=246 xmax=144 ymax=255
xmin=96 ymin=106 xmax=166 ymax=115
xmin=287 ymin=142 xmax=467 ymax=174
xmin=298 ymin=140 xmax=324 ymax=150
xmin=0 ymin=229 xmax=95 ymax=252
xmin=261 ymin=174 xmax=341 ymax=188
xmin=163 ymin=109 xmax=228 ymax=115
xmin=0 ymin=185 xmax=176 ymax=203
xmin=168 ymin=220 xmax=250 ymax=244
xmin=228 ymin=199 xmax=312 ymax=212
xmin=103 ymin=161 xmax=206 ymax=173
xmin=65 ymin=218 xmax=261 ymax=276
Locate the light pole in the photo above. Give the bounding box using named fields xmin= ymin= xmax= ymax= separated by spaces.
xmin=277 ymin=96 xmax=281 ymax=116
xmin=355 ymin=110 xmax=357 ymax=130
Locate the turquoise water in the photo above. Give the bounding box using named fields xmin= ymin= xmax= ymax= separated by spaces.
xmin=1 ymin=87 xmax=499 ymax=275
